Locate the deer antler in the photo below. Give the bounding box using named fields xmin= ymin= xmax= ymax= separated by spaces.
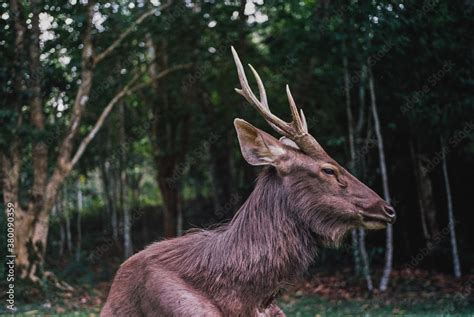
xmin=231 ymin=46 xmax=326 ymax=158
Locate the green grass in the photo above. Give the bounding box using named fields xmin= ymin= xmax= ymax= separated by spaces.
xmin=5 ymin=297 xmax=473 ymax=317
xmin=279 ymin=295 xmax=474 ymax=317
xmin=4 ymin=310 xmax=99 ymax=317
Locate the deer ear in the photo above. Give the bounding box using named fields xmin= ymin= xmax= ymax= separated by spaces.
xmin=234 ymin=118 xmax=287 ymax=166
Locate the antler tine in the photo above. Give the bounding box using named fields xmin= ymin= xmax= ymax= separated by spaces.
xmin=248 ymin=64 xmax=288 ymax=135
xmin=231 ymin=46 xmax=264 ymax=108
xmin=300 ymin=109 xmax=308 ymax=133
xmin=248 ymin=64 xmax=268 ymax=110
xmin=231 ymin=47 xmax=327 ymax=158
xmin=231 ymin=46 xmax=290 ymax=136
xmin=286 ymin=85 xmax=306 ymax=136
xmin=231 ymin=47 xmax=252 ymax=103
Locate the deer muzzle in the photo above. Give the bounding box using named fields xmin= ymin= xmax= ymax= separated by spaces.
xmin=358 ymin=203 xmax=396 ymax=229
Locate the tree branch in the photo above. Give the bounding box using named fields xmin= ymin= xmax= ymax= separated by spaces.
xmin=127 ymin=63 xmax=192 ymax=95
xmin=70 ymin=63 xmax=190 ymax=167
xmin=44 ymin=2 xmax=95 ymax=212
xmin=57 ymin=1 xmax=95 ymax=165
xmin=93 ymin=1 xmax=173 ymax=66
xmin=70 ymin=73 xmax=140 ymax=167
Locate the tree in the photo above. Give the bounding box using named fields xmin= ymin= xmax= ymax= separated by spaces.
xmin=409 ymin=138 xmax=439 ymax=247
xmin=441 ymin=138 xmax=462 ymax=278
xmin=146 ymin=35 xmax=191 ymax=238
xmin=75 ymin=178 xmax=83 ymax=261
xmin=367 ymin=61 xmax=393 ymax=291
xmin=119 ymin=102 xmax=133 ymax=258
xmin=342 ymin=45 xmax=373 ymax=290
xmin=0 ymin=0 xmax=174 ymax=281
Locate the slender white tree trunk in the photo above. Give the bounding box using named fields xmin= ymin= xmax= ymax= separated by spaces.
xmin=65 ymin=209 xmax=72 ymax=254
xmin=343 ymin=52 xmax=374 ymax=290
xmin=368 ymin=62 xmax=393 ymax=291
xmin=350 ymin=230 xmax=361 ymax=272
xmin=343 ymin=53 xmax=362 ymax=275
xmin=355 ymin=64 xmax=373 ymax=290
xmin=113 ymin=167 xmax=121 ymax=242
xmin=75 ymin=179 xmax=83 ymax=261
xmin=56 ymin=201 xmax=65 ymax=258
xmin=119 ymin=102 xmax=133 ymax=258
xmin=63 ymin=188 xmax=72 ymax=254
xmin=122 ymin=173 xmax=133 ymax=258
xmin=122 ymin=178 xmax=133 ymax=258
xmin=358 ymin=228 xmax=373 ymax=291
xmin=107 ymin=156 xmax=120 ymax=244
xmin=441 ymin=138 xmax=461 ymax=278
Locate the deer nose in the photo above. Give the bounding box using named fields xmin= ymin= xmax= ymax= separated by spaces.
xmin=384 ymin=205 xmax=396 ymax=223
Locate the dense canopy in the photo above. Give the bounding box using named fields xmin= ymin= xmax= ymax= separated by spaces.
xmin=0 ymin=0 xmax=473 ymax=314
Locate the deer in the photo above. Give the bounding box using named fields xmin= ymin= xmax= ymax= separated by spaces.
xmin=101 ymin=47 xmax=396 ymax=317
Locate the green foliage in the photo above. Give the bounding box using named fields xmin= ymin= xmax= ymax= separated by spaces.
xmin=1 ymin=0 xmax=473 ymax=295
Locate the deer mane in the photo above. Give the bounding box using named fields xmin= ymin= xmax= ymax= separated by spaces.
xmin=146 ymin=167 xmax=320 ymax=301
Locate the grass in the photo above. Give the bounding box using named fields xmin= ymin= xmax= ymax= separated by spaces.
xmin=279 ymin=295 xmax=474 ymax=316
xmin=3 ymin=268 xmax=473 ymax=316
xmin=5 ymin=296 xmax=473 ymax=317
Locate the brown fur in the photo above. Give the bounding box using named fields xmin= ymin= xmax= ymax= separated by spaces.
xmin=103 ymin=123 xmax=394 ymax=316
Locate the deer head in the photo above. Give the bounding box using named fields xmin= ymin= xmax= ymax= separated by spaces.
xmin=231 ymin=47 xmax=395 ymax=244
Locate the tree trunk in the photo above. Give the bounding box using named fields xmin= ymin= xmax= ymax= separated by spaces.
xmin=410 ymin=138 xmax=440 ymax=247
xmin=176 ymin=195 xmax=184 ymax=237
xmin=418 ymin=152 xmax=440 ymax=241
xmin=160 ymin=183 xmax=179 ymax=238
xmin=75 ymin=179 xmax=83 ymax=261
xmin=342 ymin=52 xmax=362 ymax=276
xmin=14 ymin=210 xmax=35 ymax=278
xmin=157 ymin=168 xmax=181 ymax=238
xmin=18 ymin=0 xmax=50 ymax=281
xmin=368 ymin=62 xmax=393 ymax=291
xmin=210 ymin=133 xmax=234 ymax=218
xmin=113 ymin=167 xmax=122 ymax=242
xmin=358 ymin=228 xmax=373 ymax=291
xmin=119 ymin=102 xmax=133 ymax=258
xmin=146 ymin=35 xmax=189 ymax=238
xmin=355 ymin=64 xmax=373 ymax=290
xmin=2 ymin=0 xmax=25 ymax=270
xmin=441 ymin=138 xmax=461 ymax=278
xmin=101 ymin=159 xmax=119 ymax=242
xmin=410 ymin=139 xmax=430 ymax=242
xmin=121 ymin=170 xmax=133 ymax=258
xmin=343 ymin=50 xmax=374 ymax=290
xmin=57 ymin=201 xmax=65 ymax=258
xmin=64 ymin=188 xmax=72 ymax=254
xmin=350 ymin=230 xmax=361 ymax=274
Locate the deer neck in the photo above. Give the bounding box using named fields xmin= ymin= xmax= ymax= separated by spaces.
xmin=220 ymin=167 xmax=318 ymax=286
xmin=163 ymin=168 xmax=318 ymax=306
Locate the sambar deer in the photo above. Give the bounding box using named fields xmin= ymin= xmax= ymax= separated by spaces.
xmin=101 ymin=47 xmax=396 ymax=317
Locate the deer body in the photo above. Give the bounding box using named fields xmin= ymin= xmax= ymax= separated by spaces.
xmin=103 ymin=169 xmax=317 ymax=316
xmin=102 ymin=48 xmax=395 ymax=316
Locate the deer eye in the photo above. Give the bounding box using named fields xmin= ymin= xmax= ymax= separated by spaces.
xmin=322 ymin=167 xmax=336 ymax=176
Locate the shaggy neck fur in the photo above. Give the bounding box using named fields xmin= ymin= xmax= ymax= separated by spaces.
xmin=154 ymin=167 xmax=318 ymax=311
